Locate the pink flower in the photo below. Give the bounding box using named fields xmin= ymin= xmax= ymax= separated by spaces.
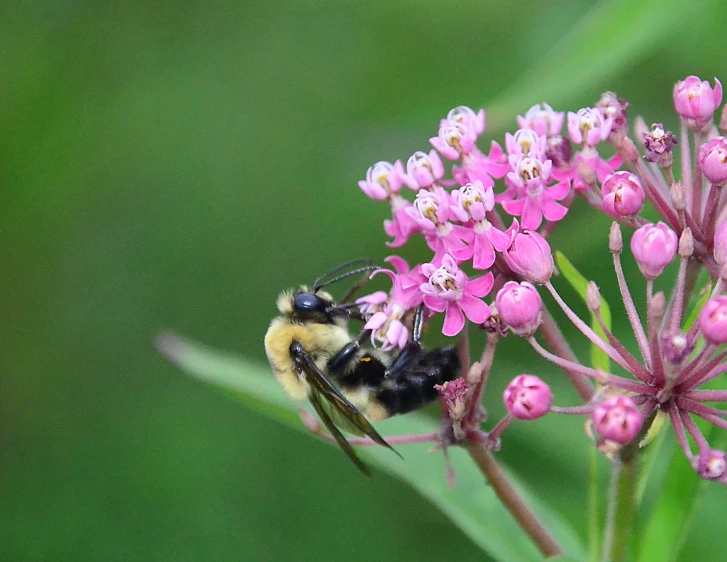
xmin=495 ymin=281 xmax=543 ymax=337
xmin=449 ymin=181 xmax=516 ymax=269
xmin=501 ymin=154 xmax=570 ymax=230
xmin=406 ymin=188 xmax=472 ymax=263
xmin=406 ymin=150 xmax=445 ymax=189
xmin=383 ymin=195 xmax=419 ymax=248
xmin=358 ymin=160 xmax=416 ymax=200
xmin=596 ymin=91 xmax=629 ymax=135
xmin=592 ymin=397 xmax=643 ymax=444
xmin=431 ymin=119 xmax=477 ymax=161
xmin=699 ymin=296 xmax=727 ymax=345
xmin=630 ymin=222 xmax=678 ymax=280
xmin=673 ymin=76 xmax=723 ymax=130
xmin=714 ymin=220 xmax=727 ymax=266
xmin=567 ymin=107 xmax=613 ymax=146
xmin=698 ymin=136 xmax=727 ymax=184
xmin=517 ymin=103 xmax=564 ymax=137
xmin=601 ymin=171 xmax=645 ymax=217
xmin=503 ymin=230 xmax=554 ymax=284
xmin=503 ymin=375 xmax=552 ymax=420
xmin=358 ymin=256 xmax=426 ymax=350
xmin=445 ymin=106 xmax=486 ymax=136
xmin=420 ymin=254 xmax=493 ymax=336
xmin=505 ymin=129 xmax=546 ymax=157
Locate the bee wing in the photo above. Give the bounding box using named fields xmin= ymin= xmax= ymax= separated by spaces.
xmin=307 ymin=387 xmax=371 ymax=476
xmin=292 ymin=346 xmax=398 ymax=455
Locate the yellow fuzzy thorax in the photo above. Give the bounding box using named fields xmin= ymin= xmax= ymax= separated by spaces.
xmin=264 ymin=317 xmax=351 ymax=400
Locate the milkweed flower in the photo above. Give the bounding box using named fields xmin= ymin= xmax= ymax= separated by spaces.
xmin=419 ymin=254 xmax=493 ymax=336
xmin=673 ymin=75 xmax=723 ymax=130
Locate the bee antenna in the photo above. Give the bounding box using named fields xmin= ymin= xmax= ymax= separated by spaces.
xmin=313 ymin=260 xmax=378 ymax=291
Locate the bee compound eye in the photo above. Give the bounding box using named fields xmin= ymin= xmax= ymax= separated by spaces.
xmin=293 ymin=292 xmax=326 ymax=315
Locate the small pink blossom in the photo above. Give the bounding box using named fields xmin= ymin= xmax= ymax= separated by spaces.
xmin=449 ymin=181 xmax=516 ymax=269
xmin=503 ymin=230 xmax=554 ymax=284
xmin=501 ymin=152 xmax=570 ymax=229
xmin=503 ymin=375 xmax=552 ymax=420
xmin=673 ymin=75 xmax=723 ymax=130
xmin=699 ymin=296 xmax=727 ymax=345
xmin=445 ymin=106 xmax=486 ymax=136
xmin=698 ymin=136 xmax=727 ymax=184
xmin=358 ymin=160 xmax=416 ymax=200
xmin=358 ymin=257 xmax=426 ymax=350
xmin=630 ymin=222 xmax=678 ymax=279
xmin=383 ymin=195 xmax=419 ymax=248
xmin=406 ymin=188 xmax=472 ymax=263
xmin=406 ymin=150 xmax=445 ymax=189
xmin=517 ymin=103 xmax=564 ymax=137
xmin=431 ymin=119 xmax=478 ymax=160
xmin=420 ymin=254 xmax=493 ymax=336
xmin=505 ymin=129 xmax=546 ymax=157
xmin=596 ymin=91 xmax=629 ymax=135
xmin=601 ymin=171 xmax=645 ymax=218
xmin=567 ymin=107 xmax=613 ymax=147
xmin=495 ymin=281 xmax=543 ymax=337
xmin=592 ymin=397 xmax=643 ymax=444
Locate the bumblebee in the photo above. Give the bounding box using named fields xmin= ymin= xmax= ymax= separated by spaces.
xmin=264 ymin=261 xmax=460 ymax=474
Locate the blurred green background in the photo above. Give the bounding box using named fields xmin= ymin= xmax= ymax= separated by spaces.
xmin=2 ymin=0 xmax=727 ymax=560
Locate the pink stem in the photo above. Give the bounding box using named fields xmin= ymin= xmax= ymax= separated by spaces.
xmin=613 ymin=252 xmax=652 ymax=369
xmin=528 ymin=337 xmax=653 ymax=395
xmin=545 ymin=282 xmax=633 ymax=373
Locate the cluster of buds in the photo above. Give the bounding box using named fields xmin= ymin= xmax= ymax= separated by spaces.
xmin=355 ymin=75 xmax=727 ymax=484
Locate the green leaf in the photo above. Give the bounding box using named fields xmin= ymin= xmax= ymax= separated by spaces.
xmin=157 ymin=332 xmax=587 ymax=562
xmin=554 ymin=251 xmax=612 ymax=372
xmin=636 ymin=427 xmax=726 ymax=562
xmin=486 ymin=0 xmax=711 ymax=126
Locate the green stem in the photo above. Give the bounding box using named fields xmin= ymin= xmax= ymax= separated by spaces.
xmin=602 ymin=456 xmax=638 ymax=562
xmin=588 ymin=447 xmax=601 ymax=562
xmin=466 ymin=441 xmax=564 ymax=559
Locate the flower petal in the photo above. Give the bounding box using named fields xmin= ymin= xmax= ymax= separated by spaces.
xmin=466 ymin=271 xmax=494 ymax=298
xmin=459 ymin=293 xmax=491 ymax=324
xmin=442 ymin=303 xmax=465 ymax=336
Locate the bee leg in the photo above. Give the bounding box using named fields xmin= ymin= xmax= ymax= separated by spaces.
xmin=385 ymin=306 xmax=425 ymax=378
xmin=327 ymin=329 xmax=372 ymax=376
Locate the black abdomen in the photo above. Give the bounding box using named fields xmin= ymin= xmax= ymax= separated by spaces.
xmin=375 ymin=346 xmax=460 ymax=416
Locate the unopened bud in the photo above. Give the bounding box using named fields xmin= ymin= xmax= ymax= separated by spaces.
xmin=634 ymin=116 xmax=649 ymax=140
xmin=696 ymin=449 xmax=727 ymax=480
xmin=587 ymin=282 xmax=601 ymax=312
xmin=671 ymin=181 xmax=686 ymax=211
xmin=495 ymin=281 xmax=543 ymax=336
xmin=618 ymin=136 xmax=640 ymax=162
xmin=592 ymin=396 xmax=643 ymax=444
xmin=631 ymin=222 xmax=678 ymax=279
xmin=503 ymin=375 xmax=552 ymax=420
xmin=651 ymin=291 xmax=666 ymax=320
xmin=721 ymin=105 xmax=727 ymax=133
xmin=466 ymin=362 xmax=483 ymax=386
xmin=699 ymin=296 xmax=727 ymax=344
xmin=678 ymin=228 xmax=694 ymax=257
xmin=609 ymin=222 xmax=623 ymax=253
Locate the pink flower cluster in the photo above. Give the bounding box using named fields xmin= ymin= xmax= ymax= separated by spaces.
xmin=351 ymin=74 xmax=727 ymax=485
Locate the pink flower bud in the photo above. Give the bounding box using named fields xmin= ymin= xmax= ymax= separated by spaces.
xmin=495 ymin=281 xmax=543 ymax=336
xmin=592 ymin=396 xmax=643 ymax=444
xmin=503 ymin=231 xmax=554 ymax=284
xmin=503 ymin=375 xmax=552 ymax=420
xmin=715 ymin=220 xmax=727 ymax=266
xmin=698 ymin=136 xmax=727 ymax=184
xmin=601 ymin=171 xmax=645 ymax=217
xmin=673 ymin=76 xmax=723 ymax=130
xmin=630 ymin=222 xmax=678 ymax=279
xmin=696 ymin=449 xmax=727 ymax=480
xmin=699 ymin=296 xmax=727 ymax=345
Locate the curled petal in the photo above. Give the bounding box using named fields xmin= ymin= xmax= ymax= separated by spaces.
xmin=442 ymin=303 xmax=466 ymax=336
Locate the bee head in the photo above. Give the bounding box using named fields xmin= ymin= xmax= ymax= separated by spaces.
xmin=277 ymin=286 xmax=347 ymax=324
